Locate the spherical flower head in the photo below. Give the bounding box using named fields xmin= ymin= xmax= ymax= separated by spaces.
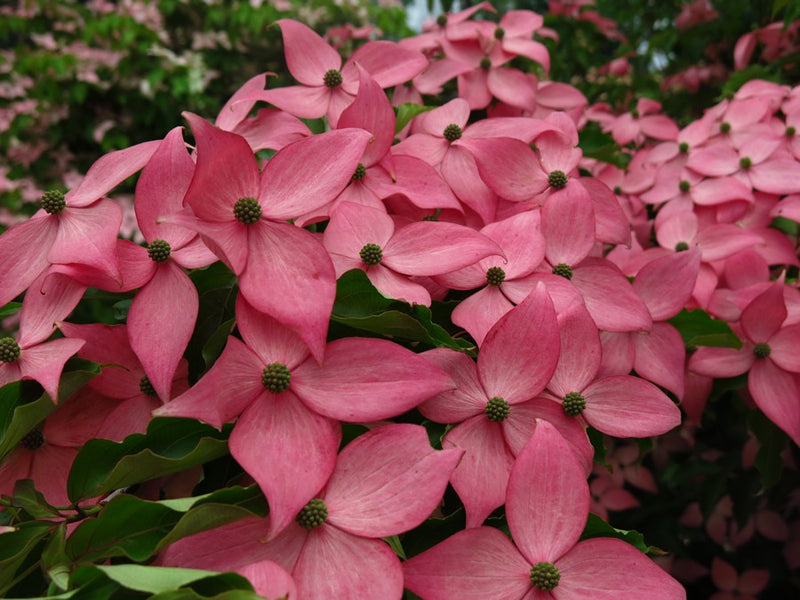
xmin=261 ymin=362 xmax=291 ymax=394
xmin=0 ymin=337 xmax=21 ymax=363
xmin=674 ymin=241 xmax=690 ymax=252
xmin=359 ymin=243 xmax=383 ymax=266
xmin=530 ymin=561 xmax=561 ymax=591
xmin=352 ymin=163 xmax=367 ymax=181
xmin=753 ymin=342 xmax=771 ymax=359
xmin=786 ymin=126 xmax=796 ymax=137
xmin=563 ymin=391 xmax=586 ymax=416
xmin=323 ymin=69 xmax=343 ymax=88
xmin=720 ymin=122 xmax=731 ymax=134
xmin=548 ymin=170 xmax=568 ymax=189
xmin=296 ymin=498 xmax=328 ymax=529
xmin=436 ymin=14 xmax=448 ymax=26
xmin=480 ymin=57 xmax=492 ymax=70
xmin=552 ymin=263 xmax=573 ymax=280
xmin=739 ymin=156 xmax=752 ymax=170
xmin=679 ymin=180 xmax=690 ymax=193
xmin=485 ymin=266 xmax=506 ymax=286
xmin=613 ymin=185 xmax=622 ymax=195
xmin=41 ymin=189 xmax=66 ymax=215
xmin=233 ymin=197 xmax=262 ymax=225
xmin=443 ymin=123 xmax=463 ymax=143
xmin=21 ymin=428 xmax=44 ymax=451
xmin=494 ymin=27 xmax=505 ymax=40
xmin=485 ymin=396 xmax=510 ymax=422
xmin=139 ymin=375 xmax=158 ymax=397
xmin=147 ymin=239 xmax=171 ymax=263
xmin=679 ymin=142 xmax=690 ymax=153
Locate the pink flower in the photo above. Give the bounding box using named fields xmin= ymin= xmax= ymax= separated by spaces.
xmin=403 ymin=419 xmax=685 ymax=599
xmin=265 ymin=19 xmax=427 ymax=126
xmin=709 ymin=558 xmax=768 ymax=600
xmin=161 ymin=424 xmax=462 ymax=599
xmin=155 ymin=295 xmax=453 ymax=538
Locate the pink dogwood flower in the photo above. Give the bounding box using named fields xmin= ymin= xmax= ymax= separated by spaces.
xmin=322 ymin=201 xmax=503 ymax=306
xmin=418 ymin=284 xmax=593 ymax=527
xmin=167 ymin=113 xmax=369 ymax=361
xmin=160 ymin=424 xmax=462 ymax=599
xmin=155 ymin=295 xmax=453 ymax=538
xmin=689 ymin=282 xmax=800 ymax=444
xmin=265 ymin=19 xmax=427 ymax=126
xmin=403 ymin=419 xmax=686 ymax=600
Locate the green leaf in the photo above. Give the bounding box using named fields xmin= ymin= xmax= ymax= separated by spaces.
xmin=331 ymin=270 xmax=473 ymax=350
xmin=9 ymin=479 xmax=61 ymax=519
xmin=333 ymin=269 xmax=393 ymax=317
xmin=202 ymin=318 xmax=235 ymax=368
xmin=668 ymin=309 xmax=742 ymax=349
xmin=66 ymin=487 xmax=264 ymax=564
xmin=383 ymin=535 xmax=406 ymax=560
xmin=395 ymin=103 xmax=434 ymax=133
xmin=41 ymin=522 xmax=70 ymax=591
xmin=0 ymin=386 xmax=55 ymax=462
xmin=580 ymin=513 xmax=664 ymax=556
xmin=748 ymin=409 xmax=789 ymax=489
xmin=0 ymin=521 xmax=52 ymax=596
xmin=0 ymin=302 xmax=22 ymax=319
xmin=71 ymin=565 xmax=222 ymax=594
xmin=67 ymin=417 xmax=229 ymax=502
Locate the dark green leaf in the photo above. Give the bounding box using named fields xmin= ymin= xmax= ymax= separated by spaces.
xmin=9 ymin=479 xmax=61 ymax=519
xmin=42 ymin=522 xmax=70 ymax=591
xmin=333 ymin=269 xmax=393 ymax=317
xmin=0 ymin=387 xmax=55 ymax=462
xmin=202 ymin=318 xmax=235 ymax=368
xmin=580 ymin=513 xmax=664 ymax=556
xmin=66 ymin=487 xmax=264 ymax=564
xmin=0 ymin=522 xmax=52 ymax=595
xmin=748 ymin=409 xmax=789 ymax=489
xmin=668 ymin=309 xmax=742 ymax=349
xmin=67 ymin=417 xmax=229 ymax=502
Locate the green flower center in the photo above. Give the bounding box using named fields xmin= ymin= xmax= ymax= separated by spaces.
xmin=485 ymin=396 xmax=510 ymax=422
xmin=563 ymin=391 xmax=586 ymax=416
xmin=631 ymin=109 xmax=640 ymax=119
xmin=552 ymin=263 xmax=573 ymax=280
xmin=261 ymin=362 xmax=291 ymax=394
xmin=530 ymin=561 xmax=561 ymax=591
xmin=41 ymin=189 xmax=66 ymax=215
xmin=679 ymin=142 xmax=689 ymax=153
xmin=233 ymin=197 xmax=262 ymax=225
xmin=786 ymin=126 xmax=796 ymax=137
xmin=352 ymin=163 xmax=367 ymax=181
xmin=548 ymin=170 xmax=568 ymax=189
xmin=0 ymin=337 xmax=21 ymax=363
xmin=494 ymin=27 xmax=505 ymax=40
xmin=739 ymin=156 xmax=752 ymax=170
xmin=720 ymin=122 xmax=731 ymax=134
xmin=613 ymin=185 xmax=622 ymax=195
xmin=359 ymin=243 xmax=383 ymax=266
xmin=21 ymin=428 xmax=44 ymax=451
xmin=323 ymin=69 xmax=343 ymax=88
xmin=436 ymin=14 xmax=448 ymax=26
xmin=296 ymin=498 xmax=328 ymax=529
xmin=674 ymin=241 xmax=690 ymax=252
xmin=147 ymin=239 xmax=171 ymax=263
xmin=139 ymin=375 xmax=158 ymax=397
xmin=443 ymin=123 xmax=462 ymax=142
xmin=480 ymin=57 xmax=492 ymax=70
xmin=486 ymin=266 xmax=506 ymax=286
xmin=753 ymin=342 xmax=771 ymax=359
xmin=679 ymin=180 xmax=690 ymax=193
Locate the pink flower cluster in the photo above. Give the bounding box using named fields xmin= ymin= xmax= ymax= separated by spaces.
xmin=1 ymin=3 xmax=798 ymax=598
